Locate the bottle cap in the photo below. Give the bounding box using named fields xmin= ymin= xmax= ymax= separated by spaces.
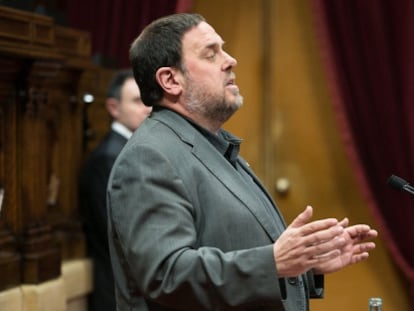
xmin=369 ymin=297 xmax=382 ymax=307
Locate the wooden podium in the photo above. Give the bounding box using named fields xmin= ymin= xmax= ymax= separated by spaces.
xmin=0 ymin=6 xmax=96 ymax=291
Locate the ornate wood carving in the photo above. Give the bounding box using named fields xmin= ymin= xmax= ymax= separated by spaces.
xmin=21 ymin=223 xmax=61 ymax=283
xmin=0 ymin=6 xmax=91 ymax=287
xmin=0 ymin=225 xmax=20 ymax=291
xmin=0 ymin=57 xmax=22 ymax=291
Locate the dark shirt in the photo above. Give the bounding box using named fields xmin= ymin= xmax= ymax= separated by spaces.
xmin=185 ymin=118 xmax=285 ymax=234
xmin=185 ymin=116 xmax=309 ymax=310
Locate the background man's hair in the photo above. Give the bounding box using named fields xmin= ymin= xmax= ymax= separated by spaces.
xmin=107 ymin=69 xmax=134 ymax=100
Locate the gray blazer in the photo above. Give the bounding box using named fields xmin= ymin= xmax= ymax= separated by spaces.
xmin=107 ymin=108 xmax=323 ymax=311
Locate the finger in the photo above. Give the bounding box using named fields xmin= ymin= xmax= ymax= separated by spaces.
xmin=303 ymin=225 xmax=345 ymax=248
xmin=299 ymin=218 xmax=341 ymax=237
xmin=310 ymin=248 xmax=341 ymax=260
xmin=353 ymin=229 xmax=378 ymax=242
xmin=288 ymin=205 xmax=314 ymax=228
xmin=338 ymin=217 xmax=349 ymax=228
xmin=304 ymin=235 xmax=346 ymax=257
xmin=365 ymin=229 xmax=379 ymax=239
xmin=352 ymin=241 xmax=376 ymax=254
xmin=350 ymin=252 xmax=370 ymax=264
xmin=308 ymin=248 xmax=341 ymax=264
xmin=346 ymin=225 xmax=378 ymax=239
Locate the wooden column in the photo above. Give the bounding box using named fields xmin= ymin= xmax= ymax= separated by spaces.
xmin=0 ymin=6 xmax=92 ymax=289
xmin=0 ymin=58 xmax=22 ymax=291
xmin=19 ymin=60 xmax=63 ymax=283
xmin=49 ymin=26 xmax=92 ymax=260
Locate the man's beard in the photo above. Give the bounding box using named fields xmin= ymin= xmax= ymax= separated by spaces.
xmin=183 ymin=77 xmax=243 ymax=124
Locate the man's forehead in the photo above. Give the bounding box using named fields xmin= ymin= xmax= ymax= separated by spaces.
xmin=182 ymin=21 xmax=224 ymax=50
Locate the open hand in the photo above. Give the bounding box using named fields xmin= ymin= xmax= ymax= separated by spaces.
xmin=312 ymin=218 xmax=378 ymax=274
xmin=273 ymin=206 xmax=346 ymax=277
xmin=273 ymin=206 xmax=378 ymax=278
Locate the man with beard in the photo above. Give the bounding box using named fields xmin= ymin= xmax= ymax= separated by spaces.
xmin=107 ymin=13 xmax=377 ymax=311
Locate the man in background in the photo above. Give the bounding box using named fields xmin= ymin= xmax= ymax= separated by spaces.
xmin=79 ymin=69 xmax=152 ymax=311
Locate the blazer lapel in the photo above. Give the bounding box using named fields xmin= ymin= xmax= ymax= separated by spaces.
xmin=237 ymin=159 xmax=287 ymax=230
xmin=192 ymin=143 xmax=282 ymax=241
xmin=152 ymin=109 xmax=282 ymax=241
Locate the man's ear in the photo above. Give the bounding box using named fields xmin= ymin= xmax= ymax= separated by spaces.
xmin=155 ymin=67 xmax=182 ymax=96
xmin=105 ymin=98 xmax=120 ymax=119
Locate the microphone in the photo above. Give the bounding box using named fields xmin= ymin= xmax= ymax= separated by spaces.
xmin=387 ymin=174 xmax=414 ymax=195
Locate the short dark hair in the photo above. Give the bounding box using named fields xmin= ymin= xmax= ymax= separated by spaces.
xmin=107 ymin=69 xmax=134 ymax=100
xmin=129 ymin=13 xmax=205 ymax=106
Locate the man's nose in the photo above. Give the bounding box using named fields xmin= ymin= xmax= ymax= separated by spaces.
xmin=223 ymin=51 xmax=237 ymax=69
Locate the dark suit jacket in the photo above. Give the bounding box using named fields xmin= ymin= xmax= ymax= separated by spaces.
xmin=107 ymin=109 xmax=323 ymax=311
xmin=79 ymin=130 xmax=128 ymax=311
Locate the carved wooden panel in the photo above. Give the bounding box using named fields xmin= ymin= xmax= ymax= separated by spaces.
xmin=0 ymin=5 xmax=92 ymax=289
xmin=0 ymin=57 xmax=23 ymax=291
xmin=0 ymin=6 xmax=58 ymax=59
xmin=44 ymin=67 xmax=86 ymax=259
xmin=18 ymin=60 xmax=63 ymax=283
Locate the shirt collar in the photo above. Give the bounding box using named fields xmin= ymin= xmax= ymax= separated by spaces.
xmin=184 ymin=117 xmax=242 ymax=166
xmin=111 ymin=121 xmax=133 ymax=139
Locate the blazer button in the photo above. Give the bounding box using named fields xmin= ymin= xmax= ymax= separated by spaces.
xmin=287 ymin=277 xmax=297 ymax=285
